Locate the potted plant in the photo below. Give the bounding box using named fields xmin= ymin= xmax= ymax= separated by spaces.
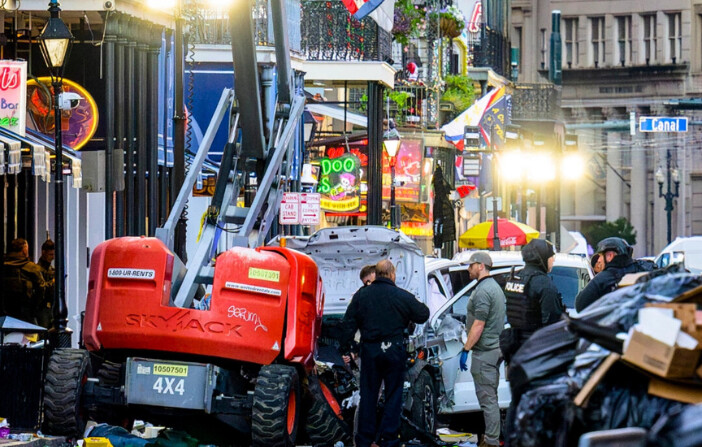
xmin=391 ymin=0 xmax=425 ymax=47
xmin=427 ymin=5 xmax=465 ymax=39
xmin=440 ymin=74 xmax=476 ymax=114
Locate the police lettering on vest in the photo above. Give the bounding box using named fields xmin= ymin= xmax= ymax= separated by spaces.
xmin=504 ymin=281 xmax=525 ymax=294
xmin=504 ymin=273 xmax=541 ymax=332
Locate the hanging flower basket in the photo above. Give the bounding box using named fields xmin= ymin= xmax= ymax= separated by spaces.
xmin=428 ymin=5 xmax=466 ymax=39
xmin=440 ymin=16 xmax=461 ymax=38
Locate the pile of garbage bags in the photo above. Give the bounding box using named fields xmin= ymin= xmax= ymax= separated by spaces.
xmin=506 ymin=271 xmax=702 ymax=447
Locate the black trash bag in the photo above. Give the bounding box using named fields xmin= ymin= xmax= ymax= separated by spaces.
xmin=565 ymin=315 xmax=624 ymax=354
xmin=648 ymin=404 xmax=702 ymax=447
xmin=508 ymin=383 xmax=576 ymax=447
xmin=580 ymin=367 xmax=685 ymax=433
xmin=567 ymin=348 xmax=612 ymax=389
xmin=508 ymin=320 xmax=579 ymax=394
xmin=579 ymin=273 xmax=702 ymax=331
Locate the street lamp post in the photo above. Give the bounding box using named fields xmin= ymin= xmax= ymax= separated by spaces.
xmin=656 ymin=148 xmax=680 ymax=244
xmin=384 ymin=138 xmax=401 ymax=229
xmin=38 ymin=0 xmax=73 ymax=347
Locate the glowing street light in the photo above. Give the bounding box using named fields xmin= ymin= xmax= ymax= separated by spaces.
xmin=384 ymin=138 xmax=401 ymax=229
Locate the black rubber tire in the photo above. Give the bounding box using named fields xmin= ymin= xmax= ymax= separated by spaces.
xmin=305 ymin=375 xmax=352 ymax=446
xmin=401 ymin=370 xmax=437 ymax=441
xmin=252 ymin=364 xmax=301 ymax=447
xmin=43 ymin=349 xmax=92 ymax=438
xmin=91 ymin=361 xmax=133 ymax=430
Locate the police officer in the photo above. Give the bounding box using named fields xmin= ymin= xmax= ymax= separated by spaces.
xmin=575 ymin=237 xmax=651 ymax=312
xmin=503 ymin=239 xmax=564 ymax=358
xmin=341 ymin=259 xmax=429 ymax=447
xmin=1 ymin=238 xmax=48 ymax=324
xmin=36 ymin=239 xmax=56 ymax=328
xmin=460 ymin=252 xmax=505 ymax=447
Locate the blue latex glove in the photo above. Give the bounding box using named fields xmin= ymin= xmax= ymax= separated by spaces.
xmin=459 ymin=350 xmax=469 ymax=371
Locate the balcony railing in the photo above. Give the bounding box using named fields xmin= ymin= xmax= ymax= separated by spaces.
xmin=466 ymin=25 xmax=509 ymax=77
xmin=511 ymin=84 xmax=562 ymax=121
xmin=187 ymin=0 xmax=302 ymax=52
xmin=301 ymin=0 xmax=392 ymax=62
xmin=387 ymin=83 xmax=438 ymax=129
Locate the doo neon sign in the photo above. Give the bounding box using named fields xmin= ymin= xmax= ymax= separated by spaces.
xmin=318 ymin=155 xmax=359 ymax=195
xmin=318 ymin=154 xmax=361 ymax=211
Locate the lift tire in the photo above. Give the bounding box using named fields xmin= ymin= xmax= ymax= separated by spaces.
xmin=43 ymin=349 xmax=92 ymax=438
xmin=252 ymin=364 xmax=301 ymax=447
xmin=91 ymin=361 xmax=133 ymax=430
xmin=305 ymin=375 xmax=352 ymax=446
xmin=401 ymin=369 xmax=437 ymax=441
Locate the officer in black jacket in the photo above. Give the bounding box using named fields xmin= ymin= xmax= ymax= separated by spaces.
xmin=574 ymin=237 xmax=652 ymax=312
xmin=341 ymin=259 xmax=430 ymax=447
xmin=503 ymin=239 xmax=564 ymax=356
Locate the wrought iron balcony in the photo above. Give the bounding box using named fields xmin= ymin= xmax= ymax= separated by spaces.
xmin=187 ymin=0 xmax=302 ymax=52
xmin=387 ymin=82 xmax=437 ymax=128
xmin=301 ymin=0 xmax=393 ymax=62
xmin=511 ymin=84 xmax=562 ymax=122
xmin=466 ymin=25 xmax=509 ymax=77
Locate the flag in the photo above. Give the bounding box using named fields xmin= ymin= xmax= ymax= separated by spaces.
xmin=368 ymin=0 xmax=395 ymax=33
xmin=479 ymin=88 xmax=511 ymax=148
xmin=341 ymin=0 xmax=395 ymax=32
xmin=440 ymin=88 xmax=496 ymax=150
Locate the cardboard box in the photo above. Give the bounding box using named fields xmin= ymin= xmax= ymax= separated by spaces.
xmin=645 ymin=303 xmax=702 ymax=344
xmin=618 ymin=272 xmax=648 ymax=287
xmin=648 ymin=378 xmax=702 ymax=404
xmin=622 ymin=329 xmax=701 ymax=378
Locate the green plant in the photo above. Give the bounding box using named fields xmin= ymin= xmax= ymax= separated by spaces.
xmin=392 ymin=0 xmax=425 ymax=46
xmin=583 ymin=217 xmax=637 ymax=248
xmin=427 ymin=5 xmax=466 ymax=38
xmin=358 ymin=93 xmax=368 ymax=112
xmin=440 ymin=74 xmax=476 ymax=112
xmin=389 ymin=90 xmax=412 ymax=122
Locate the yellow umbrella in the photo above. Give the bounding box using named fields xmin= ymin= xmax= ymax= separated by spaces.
xmin=459 ymin=218 xmax=539 ymax=249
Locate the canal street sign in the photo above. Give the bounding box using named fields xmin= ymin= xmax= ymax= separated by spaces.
xmin=639 ymin=116 xmax=688 ymax=133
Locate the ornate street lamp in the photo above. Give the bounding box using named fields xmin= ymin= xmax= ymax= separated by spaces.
xmin=656 ymin=148 xmax=680 ymax=245
xmin=38 ymin=0 xmax=74 ymax=347
xmin=383 ymin=138 xmax=401 ymax=229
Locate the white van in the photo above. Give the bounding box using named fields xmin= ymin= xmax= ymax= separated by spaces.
xmin=655 ymin=236 xmax=702 ymax=273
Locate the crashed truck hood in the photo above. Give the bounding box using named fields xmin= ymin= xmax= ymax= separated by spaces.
xmin=274 ymin=226 xmax=427 ymax=316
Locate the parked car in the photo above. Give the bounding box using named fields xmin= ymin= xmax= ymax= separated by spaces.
xmin=271 ymin=230 xmax=593 ymax=444
xmin=654 ymin=236 xmax=702 ymax=273
xmin=453 ymin=250 xmax=594 ymax=310
xmin=429 ymin=250 xmax=593 ymax=414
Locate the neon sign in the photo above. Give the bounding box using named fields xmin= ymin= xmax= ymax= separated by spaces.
xmin=318 ymin=153 xmax=361 ymax=211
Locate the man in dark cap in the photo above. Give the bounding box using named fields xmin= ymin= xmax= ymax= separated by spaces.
xmin=575 ymin=237 xmax=649 ymax=312
xmin=503 ymin=239 xmax=564 ymax=357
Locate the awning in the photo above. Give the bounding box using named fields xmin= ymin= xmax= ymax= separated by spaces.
xmin=0 ymin=127 xmax=82 ymax=188
xmin=306 ymin=103 xmax=368 ymax=128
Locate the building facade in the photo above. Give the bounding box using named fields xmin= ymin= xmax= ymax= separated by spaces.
xmin=512 ymin=0 xmax=702 ymax=256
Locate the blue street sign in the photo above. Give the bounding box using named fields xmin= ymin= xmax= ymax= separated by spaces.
xmin=639 ymin=116 xmax=688 ymax=132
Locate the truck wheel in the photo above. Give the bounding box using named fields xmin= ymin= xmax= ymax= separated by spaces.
xmin=305 ymin=375 xmax=352 ymax=445
xmin=43 ymin=349 xmax=92 ymax=438
xmin=401 ymin=370 xmax=437 ymax=441
xmin=252 ymin=364 xmax=300 ymax=447
xmin=92 ymin=361 xmax=133 ymax=430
